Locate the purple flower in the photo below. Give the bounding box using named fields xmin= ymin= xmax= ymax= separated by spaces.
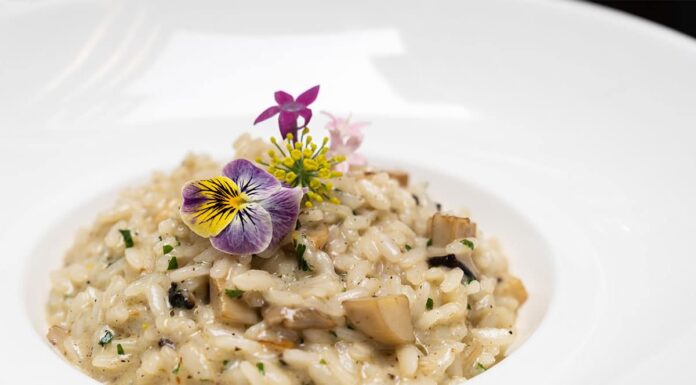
xmin=323 ymin=112 xmax=369 ymax=173
xmin=254 ymin=85 xmax=320 ymax=139
xmin=180 ymin=159 xmax=303 ymax=255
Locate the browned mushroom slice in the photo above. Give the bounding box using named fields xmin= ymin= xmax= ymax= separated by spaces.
xmin=263 ymin=306 xmax=336 ymax=330
xmin=494 ymin=276 xmax=528 ymax=305
xmin=430 ymin=213 xmax=477 ymax=247
xmin=305 ymin=225 xmax=329 ymax=250
xmin=365 ymin=170 xmax=409 ymax=187
xmin=210 ymin=276 xmax=259 ymax=325
xmin=343 ymin=295 xmax=414 ymax=346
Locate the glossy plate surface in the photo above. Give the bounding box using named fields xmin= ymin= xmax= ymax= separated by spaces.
xmin=1 ymin=0 xmax=695 ymax=384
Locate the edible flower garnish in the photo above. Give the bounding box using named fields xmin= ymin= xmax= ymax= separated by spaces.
xmin=323 ymin=112 xmax=368 ymax=173
xmin=257 ymin=128 xmax=345 ymax=207
xmin=180 ymin=159 xmax=303 ymax=255
xmin=254 ymin=85 xmax=320 ymax=140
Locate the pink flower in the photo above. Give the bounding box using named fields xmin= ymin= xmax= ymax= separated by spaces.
xmin=323 ymin=112 xmax=369 ymax=173
xmin=254 ymin=85 xmax=320 ymax=139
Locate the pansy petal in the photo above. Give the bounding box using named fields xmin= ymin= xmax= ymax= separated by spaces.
xmin=274 ymin=90 xmax=294 ymax=105
xmin=259 ymin=187 xmax=303 ymax=248
xmin=254 ymin=106 xmax=280 ymax=125
xmin=180 ymin=176 xmax=243 ymax=238
xmin=297 ymin=108 xmax=312 ymax=128
xmin=296 ymin=85 xmax=320 ymax=106
xmin=210 ymin=203 xmax=273 ymax=255
xmin=222 ymin=159 xmax=280 ymax=200
xmin=278 ymin=110 xmax=298 ymax=138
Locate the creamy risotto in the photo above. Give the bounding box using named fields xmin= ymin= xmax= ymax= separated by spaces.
xmin=46 ymin=87 xmax=527 ymax=385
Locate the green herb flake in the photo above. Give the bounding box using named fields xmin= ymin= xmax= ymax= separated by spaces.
xmin=98 ymin=330 xmax=113 ymax=346
xmin=460 ymin=239 xmax=475 ymax=250
xmin=405 ymin=244 xmax=412 ymax=251
xmin=117 ymin=344 xmax=125 ymax=355
xmin=467 ymin=303 xmax=472 ymax=310
xmin=119 ymin=229 xmax=134 ymax=248
xmin=294 ymin=242 xmax=311 ymax=271
xmin=476 ymin=362 xmax=487 ymax=371
xmin=163 ymin=244 xmax=174 ymax=254
xmin=167 ymin=256 xmax=178 ymax=270
xmin=225 ymin=289 xmax=244 ymax=299
xmin=256 ymin=362 xmax=265 ymax=375
xmin=175 ymin=236 xmax=181 ymax=246
xmin=426 ymin=239 xmax=432 ymax=247
xmin=319 ymin=359 xmax=327 ymax=365
xmin=426 ymin=298 xmax=434 ymax=310
xmin=173 ymin=359 xmax=181 ymax=374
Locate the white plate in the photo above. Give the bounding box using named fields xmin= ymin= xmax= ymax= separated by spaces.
xmin=1 ymin=0 xmax=695 ymax=384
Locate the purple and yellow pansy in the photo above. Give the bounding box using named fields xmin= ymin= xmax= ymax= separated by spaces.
xmin=180 ymin=159 xmax=302 ymax=255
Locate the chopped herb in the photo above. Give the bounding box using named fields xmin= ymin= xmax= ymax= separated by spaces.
xmin=319 ymin=359 xmax=327 ymax=365
xmin=163 ymin=244 xmax=174 ymax=254
xmin=222 ymin=359 xmax=230 ymax=367
xmin=158 ymin=235 xmax=163 ymax=241
xmin=427 ymin=254 xmax=476 ymax=282
xmin=119 ymin=229 xmax=134 ymax=248
xmin=426 ymin=239 xmax=432 ymax=247
xmin=168 ymin=283 xmax=195 ymax=309
xmin=460 ymin=239 xmax=475 ymax=250
xmin=279 ymin=359 xmax=288 ymax=366
xmin=167 ymin=256 xmax=179 ymax=270
xmin=426 ymin=298 xmax=434 ymax=310
xmin=467 ymin=303 xmax=472 ymax=310
xmin=405 ymin=244 xmax=412 ymax=251
xmin=173 ymin=359 xmax=181 ymax=374
xmin=294 ymin=242 xmax=311 ymax=271
xmin=175 ymin=236 xmax=181 ymax=246
xmin=329 ymin=330 xmax=338 ymax=337
xmin=98 ymin=330 xmax=113 ymax=346
xmin=225 ymin=289 xmax=244 ymax=299
xmin=117 ymin=344 xmax=125 ymax=355
xmin=476 ymin=362 xmax=487 ymax=371
xmin=256 ymin=362 xmax=265 ymax=375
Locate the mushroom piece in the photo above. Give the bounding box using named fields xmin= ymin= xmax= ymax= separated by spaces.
xmin=343 ymin=295 xmax=415 ymax=346
xmin=209 ymin=276 xmax=259 ymax=325
xmin=263 ymin=306 xmax=336 ymax=330
xmin=47 ymin=325 xmax=68 ymax=347
xmin=494 ymin=275 xmax=528 ymax=305
xmin=305 ymin=225 xmax=329 ymax=250
xmin=428 ymin=213 xmax=480 ymax=280
xmin=427 ymin=254 xmax=480 ymax=282
xmin=429 ymin=213 xmax=477 ymax=247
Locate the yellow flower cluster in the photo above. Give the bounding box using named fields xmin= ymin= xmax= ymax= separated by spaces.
xmin=257 ymin=127 xmax=345 ymax=207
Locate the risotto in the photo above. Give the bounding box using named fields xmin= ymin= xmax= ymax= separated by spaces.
xmin=46 ymin=87 xmax=527 ymax=385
